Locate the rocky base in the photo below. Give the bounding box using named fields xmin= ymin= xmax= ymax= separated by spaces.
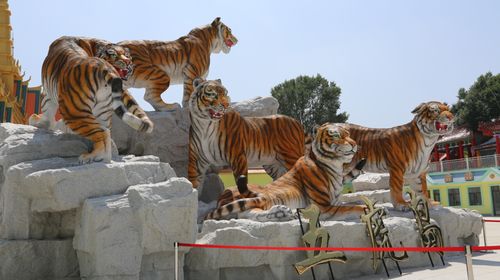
xmin=186 ymin=205 xmax=482 ymax=280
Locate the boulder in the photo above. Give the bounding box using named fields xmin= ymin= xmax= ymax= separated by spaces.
xmin=231 ymin=96 xmax=279 ymax=117
xmin=185 ymin=206 xmax=482 ymax=280
xmin=74 ymin=178 xmax=198 ymax=280
xmin=352 ymin=172 xmax=390 ymax=192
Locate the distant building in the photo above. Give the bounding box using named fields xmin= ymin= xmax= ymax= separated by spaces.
xmin=0 ymin=0 xmax=42 ymax=124
xmin=428 ymin=120 xmax=500 ymax=215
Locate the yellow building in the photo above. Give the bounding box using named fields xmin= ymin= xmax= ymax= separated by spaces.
xmin=0 ymin=0 xmax=41 ymax=124
xmin=427 ymin=163 xmax=500 ymax=216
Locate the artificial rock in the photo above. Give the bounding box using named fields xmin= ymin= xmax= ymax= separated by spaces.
xmin=186 ymin=205 xmax=482 ymax=280
xmin=74 ymin=178 xmax=198 ymax=280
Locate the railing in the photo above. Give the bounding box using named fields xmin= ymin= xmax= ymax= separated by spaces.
xmin=429 ymin=154 xmax=499 ymax=173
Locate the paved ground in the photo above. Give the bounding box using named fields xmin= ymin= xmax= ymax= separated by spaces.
xmin=351 ymin=216 xmax=500 ymax=280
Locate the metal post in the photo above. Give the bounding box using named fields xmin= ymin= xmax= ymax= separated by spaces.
xmin=174 ymin=242 xmax=179 ymax=280
xmin=482 ymin=220 xmax=488 ymax=247
xmin=465 ymin=245 xmax=474 ymax=280
xmin=440 ymin=161 xmax=443 ymax=173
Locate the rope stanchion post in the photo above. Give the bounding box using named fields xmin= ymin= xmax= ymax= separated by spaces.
xmin=465 ymin=245 xmax=474 ymax=280
xmin=174 ymin=242 xmax=179 ymax=280
xmin=482 ymin=219 xmax=488 ymax=248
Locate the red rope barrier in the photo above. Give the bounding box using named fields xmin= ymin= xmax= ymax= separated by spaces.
xmin=178 ymin=243 xmax=466 ymax=252
xmin=472 ymin=245 xmax=500 ymax=251
xmin=483 ymin=219 xmax=500 ymax=223
xmin=179 ymin=243 xmax=500 ymax=252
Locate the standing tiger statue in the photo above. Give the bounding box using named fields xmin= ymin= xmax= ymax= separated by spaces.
xmin=188 ymin=78 xmax=307 ymax=196
xmin=206 ymin=123 xmax=366 ymax=222
xmin=29 ymin=36 xmax=153 ymax=164
xmin=118 ymin=17 xmax=238 ymax=111
xmin=341 ymin=101 xmax=454 ymax=210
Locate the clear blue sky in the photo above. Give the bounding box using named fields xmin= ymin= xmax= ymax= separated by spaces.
xmin=9 ymin=0 xmax=500 ymax=127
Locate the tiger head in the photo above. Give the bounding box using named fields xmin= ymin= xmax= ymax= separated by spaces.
xmin=312 ymin=123 xmax=358 ymax=164
xmin=211 ymin=17 xmax=238 ymax=54
xmin=96 ymin=44 xmax=133 ymax=80
xmin=190 ymin=78 xmax=230 ymax=120
xmin=412 ymin=101 xmax=454 ymax=136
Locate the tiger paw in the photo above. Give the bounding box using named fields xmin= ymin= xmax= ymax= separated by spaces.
xmin=28 ymin=114 xmax=50 ymax=129
xmin=256 ymin=205 xmax=294 ymax=222
xmin=140 ymin=118 xmax=154 ymax=133
xmin=78 ymin=150 xmax=111 ymax=165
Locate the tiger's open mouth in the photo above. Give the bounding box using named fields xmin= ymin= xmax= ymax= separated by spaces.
xmin=434 ymin=120 xmax=453 ymax=134
xmin=225 ymin=37 xmax=237 ymax=48
xmin=116 ymin=67 xmax=129 ymax=79
xmin=113 ymin=61 xmax=132 ymax=80
xmin=209 ymin=108 xmax=225 ymax=119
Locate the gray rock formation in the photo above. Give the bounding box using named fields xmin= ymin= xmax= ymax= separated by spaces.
xmin=74 ymin=178 xmax=197 ymax=280
xmin=0 ymin=123 xmax=197 ymax=280
xmin=186 ymin=206 xmax=482 ymax=280
xmin=0 ymin=155 xmax=174 ymax=239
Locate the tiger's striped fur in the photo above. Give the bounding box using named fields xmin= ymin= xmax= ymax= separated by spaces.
xmin=29 ymin=36 xmax=153 ymax=164
xmin=118 ymin=17 xmax=237 ymax=111
xmin=188 ymin=78 xmax=306 ymax=196
xmin=341 ymin=101 xmax=454 ymax=209
xmin=206 ymin=123 xmax=366 ymax=221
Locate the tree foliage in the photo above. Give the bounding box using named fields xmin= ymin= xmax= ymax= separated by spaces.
xmin=452 ymin=72 xmax=500 ymax=130
xmin=271 ymin=74 xmax=348 ymax=132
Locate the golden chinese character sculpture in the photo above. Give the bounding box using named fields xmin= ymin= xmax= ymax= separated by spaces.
xmin=294 ymin=204 xmax=347 ymax=276
xmin=360 ymin=196 xmax=408 ymax=277
xmin=406 ymin=189 xmax=445 ymax=266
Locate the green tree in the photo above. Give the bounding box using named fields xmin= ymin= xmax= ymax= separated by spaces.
xmin=271 ymin=74 xmax=348 ymax=132
xmin=452 ymin=72 xmax=500 ymax=130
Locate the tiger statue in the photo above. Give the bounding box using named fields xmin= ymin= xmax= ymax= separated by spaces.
xmin=188 ymin=78 xmax=307 ymax=196
xmin=341 ymin=101 xmax=454 ymax=210
xmin=118 ymin=17 xmax=238 ymax=111
xmin=29 ymin=36 xmax=153 ymax=164
xmin=206 ymin=123 xmax=366 ymax=222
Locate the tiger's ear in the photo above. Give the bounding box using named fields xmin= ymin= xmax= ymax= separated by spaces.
xmin=193 ymin=78 xmax=205 ymax=88
xmin=215 ymin=79 xmax=222 ymax=84
xmin=212 ymin=17 xmax=221 ymax=27
xmin=96 ymin=44 xmax=106 ymax=58
xmin=411 ymin=102 xmax=426 ymax=114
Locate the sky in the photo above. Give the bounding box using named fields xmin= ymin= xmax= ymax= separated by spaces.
xmin=9 ymin=0 xmax=500 ymax=127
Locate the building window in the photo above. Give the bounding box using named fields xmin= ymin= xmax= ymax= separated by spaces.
xmin=468 ymin=187 xmax=482 ymax=206
xmin=448 ymin=189 xmax=461 ymax=206
xmin=433 ymin=190 xmax=441 ymax=202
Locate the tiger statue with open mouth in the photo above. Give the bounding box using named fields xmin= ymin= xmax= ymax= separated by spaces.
xmin=341 ymin=101 xmax=454 ymax=210
xmin=29 ymin=36 xmax=153 ymax=164
xmin=188 ymin=78 xmax=307 ymax=196
xmin=119 ymin=17 xmax=238 ymax=111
